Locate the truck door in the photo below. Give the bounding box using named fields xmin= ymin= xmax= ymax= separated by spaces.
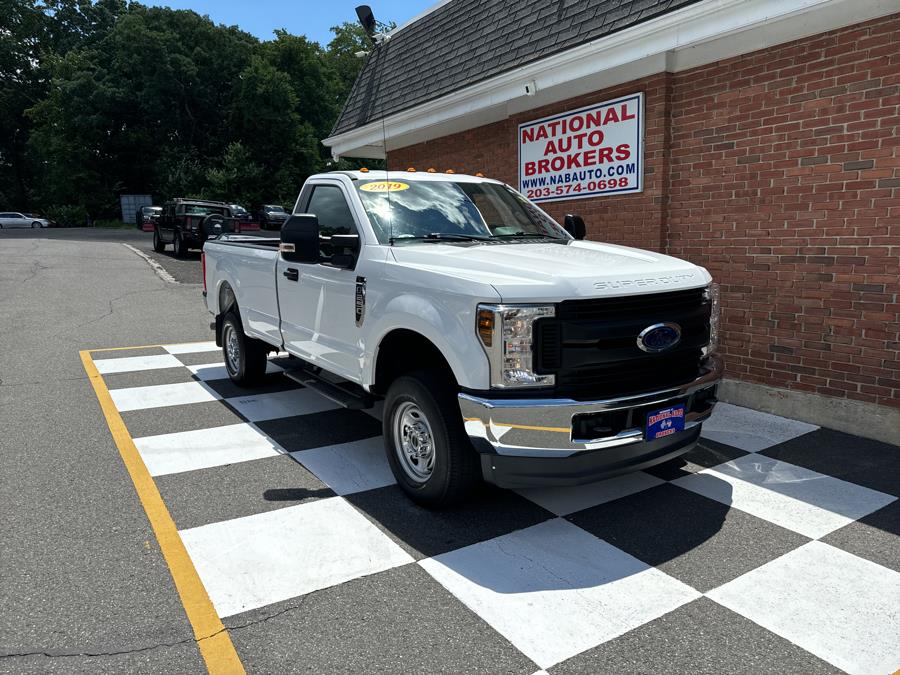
xmin=276 ymin=182 xmax=364 ymax=383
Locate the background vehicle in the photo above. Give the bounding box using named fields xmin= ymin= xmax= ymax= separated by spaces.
xmin=135 ymin=205 xmax=162 ymax=231
xmin=154 ymin=199 xmax=234 ymax=257
xmin=258 ymin=204 xmax=288 ymax=230
xmin=0 ymin=212 xmax=50 ymax=228
xmin=229 ymin=204 xmax=259 ymax=231
xmin=203 ymin=171 xmax=722 ymax=508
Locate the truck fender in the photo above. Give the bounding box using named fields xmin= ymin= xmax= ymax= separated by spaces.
xmin=364 ymin=293 xmax=488 ymax=391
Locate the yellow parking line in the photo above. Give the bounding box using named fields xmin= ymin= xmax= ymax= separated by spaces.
xmin=80 ymin=350 xmax=245 ymax=675
xmin=88 ymin=344 xmax=163 ymax=353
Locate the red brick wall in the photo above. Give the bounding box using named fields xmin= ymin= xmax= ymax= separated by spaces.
xmin=389 ymin=14 xmax=900 ymax=409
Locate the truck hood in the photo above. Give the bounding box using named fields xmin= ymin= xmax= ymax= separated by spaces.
xmin=389 ymin=240 xmax=710 ymax=301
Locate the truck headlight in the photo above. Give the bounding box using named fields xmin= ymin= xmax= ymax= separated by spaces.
xmin=703 ymin=283 xmax=720 ymax=354
xmin=476 ymin=304 xmax=555 ymax=388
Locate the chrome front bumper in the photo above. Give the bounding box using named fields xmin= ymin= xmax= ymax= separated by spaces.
xmin=459 ymin=353 xmax=724 ymax=459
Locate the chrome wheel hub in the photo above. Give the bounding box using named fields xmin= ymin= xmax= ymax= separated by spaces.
xmin=392 ymin=402 xmax=435 ymax=483
xmin=224 ymin=324 xmax=240 ymax=374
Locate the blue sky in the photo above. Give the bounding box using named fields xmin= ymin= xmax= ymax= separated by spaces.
xmin=147 ymin=0 xmax=438 ymax=46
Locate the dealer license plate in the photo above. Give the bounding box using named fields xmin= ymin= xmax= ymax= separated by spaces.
xmin=646 ymin=405 xmax=685 ymax=440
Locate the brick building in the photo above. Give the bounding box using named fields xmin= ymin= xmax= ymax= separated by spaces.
xmin=325 ymin=0 xmax=900 ymax=440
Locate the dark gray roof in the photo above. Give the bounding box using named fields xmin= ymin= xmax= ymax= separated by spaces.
xmin=331 ymin=0 xmax=702 ymax=137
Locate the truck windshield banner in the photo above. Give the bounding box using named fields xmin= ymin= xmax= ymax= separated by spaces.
xmin=518 ymin=92 xmax=643 ymax=203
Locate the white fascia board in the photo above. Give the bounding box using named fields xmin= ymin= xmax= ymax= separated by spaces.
xmin=324 ymin=0 xmax=896 ymax=159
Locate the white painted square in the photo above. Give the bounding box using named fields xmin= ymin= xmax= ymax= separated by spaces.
xmin=188 ymin=361 xmax=284 ymax=382
xmin=701 ymin=402 xmax=817 ymax=452
xmin=180 ymin=497 xmax=414 ymax=617
xmin=419 ymin=518 xmax=699 ymax=669
xmin=133 ymin=423 xmax=284 ymax=476
xmin=94 ymin=354 xmax=183 ymax=375
xmin=162 ymin=341 xmax=221 ymax=355
xmin=708 ymin=541 xmax=900 ymax=675
xmin=225 ymin=388 xmax=340 ymax=422
xmin=109 ymin=381 xmax=220 ymax=412
xmin=292 ymin=436 xmax=394 ymax=495
xmin=674 ymin=455 xmax=895 ymax=539
xmin=517 ymin=471 xmax=664 ymax=516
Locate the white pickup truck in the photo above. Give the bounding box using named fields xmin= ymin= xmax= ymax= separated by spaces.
xmin=202 ymin=170 xmax=723 ymax=506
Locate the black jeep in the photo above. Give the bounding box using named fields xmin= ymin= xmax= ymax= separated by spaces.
xmin=154 ymin=199 xmax=235 ymax=257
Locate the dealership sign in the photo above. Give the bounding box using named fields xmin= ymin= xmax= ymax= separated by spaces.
xmin=518 ymin=93 xmax=643 ymax=203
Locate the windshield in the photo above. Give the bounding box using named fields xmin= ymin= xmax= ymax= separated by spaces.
xmin=354 ymin=179 xmax=568 ymax=244
xmin=265 ymin=205 xmax=285 ymax=213
xmin=146 ymin=207 xmax=162 ymax=213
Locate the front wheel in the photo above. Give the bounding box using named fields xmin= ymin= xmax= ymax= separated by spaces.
xmin=383 ymin=370 xmax=480 ymax=507
xmin=32 ymin=222 xmax=39 ymax=229
xmin=152 ymin=228 xmax=165 ymax=252
xmin=221 ymin=312 xmax=268 ymax=386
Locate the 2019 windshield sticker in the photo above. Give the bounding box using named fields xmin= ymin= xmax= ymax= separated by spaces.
xmin=359 ymin=181 xmax=409 ymax=192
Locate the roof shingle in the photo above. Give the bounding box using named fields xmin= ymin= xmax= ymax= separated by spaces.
xmin=330 ymin=0 xmax=701 ymax=137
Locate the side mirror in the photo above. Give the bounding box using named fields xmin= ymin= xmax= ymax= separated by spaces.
xmin=330 ymin=234 xmax=360 ymax=269
xmin=563 ymin=214 xmax=586 ymax=240
xmin=280 ymin=214 xmax=319 ymax=263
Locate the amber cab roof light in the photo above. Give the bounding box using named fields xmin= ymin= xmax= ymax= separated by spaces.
xmin=406 ymin=167 xmax=416 ymax=172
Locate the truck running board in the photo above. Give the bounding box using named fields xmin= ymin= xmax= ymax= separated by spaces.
xmin=284 ymin=366 xmax=374 ymax=410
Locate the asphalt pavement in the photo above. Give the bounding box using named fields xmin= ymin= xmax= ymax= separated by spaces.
xmin=0 ymin=228 xmax=211 ymax=672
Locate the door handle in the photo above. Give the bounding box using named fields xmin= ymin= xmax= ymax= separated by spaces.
xmin=283 ymin=268 xmax=299 ymax=281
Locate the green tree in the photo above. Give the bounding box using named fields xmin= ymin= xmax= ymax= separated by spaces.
xmin=5 ymin=1 xmax=383 ymax=218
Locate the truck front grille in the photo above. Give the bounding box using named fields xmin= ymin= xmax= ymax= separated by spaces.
xmin=535 ymin=288 xmax=710 ymax=400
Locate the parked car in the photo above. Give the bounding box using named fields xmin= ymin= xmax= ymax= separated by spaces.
xmin=0 ymin=212 xmax=50 ymax=228
xmin=229 ymin=204 xmax=259 ymax=232
xmin=25 ymin=213 xmax=57 ymax=227
xmin=258 ymin=204 xmax=289 ymax=230
xmin=135 ymin=205 xmax=162 ymax=232
xmin=154 ymin=199 xmax=234 ymax=257
xmin=202 ymin=170 xmax=722 ymax=507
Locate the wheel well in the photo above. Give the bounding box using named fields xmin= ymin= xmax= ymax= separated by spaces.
xmin=219 ymin=282 xmax=236 ymax=315
xmin=372 ymin=329 xmax=456 ymax=395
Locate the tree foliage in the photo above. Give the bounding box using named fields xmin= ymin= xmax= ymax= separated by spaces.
xmin=0 ymin=1 xmax=374 ymax=221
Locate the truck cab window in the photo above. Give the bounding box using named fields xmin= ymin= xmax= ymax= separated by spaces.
xmin=306 ymin=185 xmax=356 ymax=238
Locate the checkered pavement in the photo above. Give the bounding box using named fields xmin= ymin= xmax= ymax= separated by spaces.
xmin=92 ymin=343 xmax=900 ymax=674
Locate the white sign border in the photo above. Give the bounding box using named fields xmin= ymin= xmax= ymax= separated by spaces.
xmin=517 ymin=91 xmax=645 ymax=204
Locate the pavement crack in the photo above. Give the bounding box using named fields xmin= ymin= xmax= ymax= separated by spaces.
xmin=0 ymin=594 xmax=315 ymax=661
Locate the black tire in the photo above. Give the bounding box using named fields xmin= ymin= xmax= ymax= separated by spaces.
xmin=383 ymin=369 xmax=480 ymax=507
xmin=174 ymin=230 xmax=187 ymax=258
xmin=32 ymin=222 xmax=39 ymax=229
xmin=152 ymin=228 xmax=165 ymax=252
xmin=221 ymin=311 xmax=268 ymax=386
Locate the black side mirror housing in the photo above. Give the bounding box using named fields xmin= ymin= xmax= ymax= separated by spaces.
xmin=564 ymin=214 xmax=586 ymax=240
xmin=329 ymin=234 xmax=360 ymax=269
xmin=280 ymin=214 xmax=320 ymax=263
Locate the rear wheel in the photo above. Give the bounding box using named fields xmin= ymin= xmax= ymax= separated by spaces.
xmin=174 ymin=231 xmax=187 ymax=258
xmin=383 ymin=370 xmax=480 ymax=507
xmin=221 ymin=311 xmax=268 ymax=386
xmin=152 ymin=228 xmax=165 ymax=252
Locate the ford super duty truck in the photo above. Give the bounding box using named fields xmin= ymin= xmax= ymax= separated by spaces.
xmin=202 ymin=170 xmax=723 ymax=507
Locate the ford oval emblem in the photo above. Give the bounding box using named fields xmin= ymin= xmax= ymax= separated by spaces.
xmin=637 ymin=323 xmax=682 ymax=353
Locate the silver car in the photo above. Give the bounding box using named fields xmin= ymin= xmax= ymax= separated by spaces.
xmin=0 ymin=212 xmax=50 ymax=229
